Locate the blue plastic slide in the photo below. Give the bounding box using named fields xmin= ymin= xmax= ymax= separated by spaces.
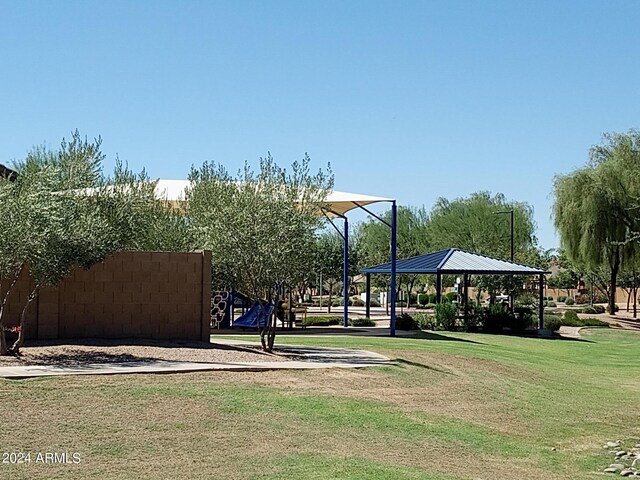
xmin=232 ymin=302 xmax=273 ymax=328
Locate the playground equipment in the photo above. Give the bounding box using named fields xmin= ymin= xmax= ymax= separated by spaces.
xmin=231 ymin=302 xmax=273 ymax=329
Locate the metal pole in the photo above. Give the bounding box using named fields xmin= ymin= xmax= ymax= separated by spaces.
xmin=365 ymin=273 xmax=371 ymax=319
xmin=538 ymin=273 xmax=545 ymax=330
xmin=343 ymin=216 xmax=349 ymax=328
xmin=320 ymin=271 xmax=323 ymax=312
xmin=510 ymin=209 xmax=514 ymax=262
xmin=464 ymin=273 xmax=469 ymax=324
xmin=390 ymin=201 xmax=397 ymax=337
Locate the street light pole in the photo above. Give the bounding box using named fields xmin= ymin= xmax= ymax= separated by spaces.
xmin=495 ymin=209 xmax=515 ymax=310
xmin=495 ymin=210 xmax=514 ymax=261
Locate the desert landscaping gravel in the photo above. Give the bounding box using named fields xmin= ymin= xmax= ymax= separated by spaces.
xmin=0 ymin=338 xmax=289 ymax=366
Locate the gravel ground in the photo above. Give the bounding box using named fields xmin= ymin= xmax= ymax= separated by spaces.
xmin=0 ymin=338 xmax=291 ymax=366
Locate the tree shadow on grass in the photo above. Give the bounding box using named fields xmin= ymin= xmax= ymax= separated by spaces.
xmin=391 ymin=357 xmax=456 ymax=375
xmin=400 ymin=330 xmax=485 ymax=344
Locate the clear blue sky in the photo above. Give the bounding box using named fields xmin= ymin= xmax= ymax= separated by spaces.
xmin=1 ymin=0 xmax=638 ymax=249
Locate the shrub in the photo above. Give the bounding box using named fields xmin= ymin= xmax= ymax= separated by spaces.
xmin=593 ymin=304 xmax=605 ymax=314
xmin=578 ymin=317 xmax=609 ymax=327
xmin=564 ymin=297 xmax=575 ymax=305
xmin=412 ymin=312 xmax=435 ymax=330
xmin=443 ymin=292 xmax=458 ymax=303
xmin=594 ymin=294 xmax=609 ymax=304
xmin=517 ymin=293 xmax=536 ymax=307
xmin=563 ymin=310 xmax=580 ymax=324
xmin=607 ymin=304 xmax=619 ymax=314
xmin=370 ymin=299 xmax=381 ymax=307
xmin=425 ymin=303 xmax=436 ymax=310
xmin=546 ymin=296 xmax=554 ymax=301
xmin=580 ymin=306 xmax=597 ymax=315
xmin=544 ymin=314 xmax=562 ymax=332
xmin=428 ymin=293 xmax=437 ymax=304
xmin=435 ymin=302 xmax=458 ymax=331
xmin=302 ymin=316 xmax=342 ymax=326
xmin=483 ymin=304 xmax=512 ymax=333
xmin=349 ymin=318 xmax=376 ymax=327
xmin=546 ymin=301 xmax=557 ymax=308
xmin=409 ymin=292 xmax=417 ymax=304
xmin=396 ymin=313 xmax=418 ymax=330
xmin=557 ymin=295 xmax=567 ymax=303
xmin=575 ymin=294 xmax=590 ymax=305
xmin=512 ymin=306 xmax=535 ymax=333
xmin=351 ymin=297 xmax=365 ymax=307
xmin=560 ymin=311 xmax=609 ymax=327
xmin=462 ymin=314 xmax=483 ymax=332
xmin=417 ymin=293 xmax=429 ymax=305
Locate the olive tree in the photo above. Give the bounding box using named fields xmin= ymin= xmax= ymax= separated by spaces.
xmin=0 ymin=132 xmax=157 ymax=355
xmin=187 ymin=154 xmax=332 ymax=352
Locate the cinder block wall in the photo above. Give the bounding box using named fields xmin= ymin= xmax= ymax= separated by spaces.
xmin=1 ymin=250 xmax=212 ymax=342
xmin=0 ymin=267 xmax=37 ymax=334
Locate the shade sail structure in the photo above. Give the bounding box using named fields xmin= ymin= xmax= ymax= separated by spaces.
xmin=362 ymin=248 xmax=548 ymax=275
xmin=149 ymin=180 xmax=393 ymax=217
xmin=321 ymin=190 xmax=394 ymax=218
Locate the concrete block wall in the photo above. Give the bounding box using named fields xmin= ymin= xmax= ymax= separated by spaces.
xmin=1 ymin=250 xmax=212 ymax=342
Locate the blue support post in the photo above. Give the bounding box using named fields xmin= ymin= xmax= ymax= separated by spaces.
xmin=390 ymin=201 xmax=397 ymax=337
xmin=365 ymin=273 xmax=371 ymax=319
xmin=343 ymin=216 xmax=349 ymax=328
xmin=538 ymin=273 xmax=545 ymax=330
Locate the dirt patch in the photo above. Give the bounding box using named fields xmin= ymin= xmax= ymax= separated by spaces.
xmin=0 ymin=338 xmax=290 ymax=366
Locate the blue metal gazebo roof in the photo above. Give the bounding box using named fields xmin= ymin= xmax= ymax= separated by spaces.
xmin=361 ymin=248 xmax=548 ymax=275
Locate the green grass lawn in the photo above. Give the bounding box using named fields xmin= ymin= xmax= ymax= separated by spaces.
xmin=1 ymin=329 xmax=639 ymax=479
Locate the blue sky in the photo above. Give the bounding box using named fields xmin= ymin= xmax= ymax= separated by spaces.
xmin=1 ymin=0 xmax=639 ymax=249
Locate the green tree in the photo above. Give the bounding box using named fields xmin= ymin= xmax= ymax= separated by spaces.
xmin=427 ymin=191 xmax=537 ymax=258
xmin=547 ymin=270 xmax=579 ymax=298
xmin=0 ymin=132 xmax=155 ymax=355
xmin=553 ymin=130 xmax=640 ymax=315
xmin=427 ymin=191 xmax=540 ymax=303
xmin=314 ymin=229 xmax=360 ymax=312
xmin=187 ymin=154 xmax=332 ymax=351
xmin=358 ymin=206 xmax=430 ymax=310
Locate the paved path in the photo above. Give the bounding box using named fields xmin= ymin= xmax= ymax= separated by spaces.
xmin=0 ymin=341 xmax=390 ymax=379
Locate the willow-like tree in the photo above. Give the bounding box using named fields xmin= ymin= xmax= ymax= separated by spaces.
xmin=187 ymin=155 xmax=332 ymax=352
xmin=553 ymin=130 xmax=640 ymax=315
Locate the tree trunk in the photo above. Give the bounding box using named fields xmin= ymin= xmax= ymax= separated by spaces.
xmin=328 ymin=283 xmax=333 ymax=314
xmin=0 ymin=327 xmax=6 ymax=356
xmin=633 ymin=288 xmax=638 ymax=319
xmin=258 ymin=295 xmax=276 ymax=353
xmin=9 ymin=284 xmax=39 ymax=356
xmin=608 ymin=248 xmax=620 ymax=316
xmin=626 ymin=289 xmax=631 ymax=312
xmin=407 ymin=277 xmax=416 ymax=308
xmin=0 ymin=265 xmax=24 ymax=356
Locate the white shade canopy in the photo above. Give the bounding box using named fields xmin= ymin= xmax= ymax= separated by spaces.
xmin=150 ymin=180 xmax=393 ymax=217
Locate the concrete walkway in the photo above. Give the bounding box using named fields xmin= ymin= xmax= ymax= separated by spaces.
xmin=0 ymin=341 xmax=390 ymax=379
